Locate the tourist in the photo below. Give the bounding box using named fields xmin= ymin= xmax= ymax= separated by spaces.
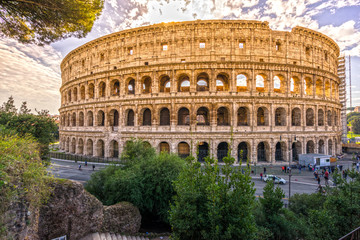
xmin=92 ymin=164 xmax=95 ymax=171
xmin=260 ymin=172 xmax=263 ymax=181
xmin=78 ymin=164 xmax=81 ymax=170
xmin=85 ymin=160 xmax=88 ymax=166
xmin=357 ymin=162 xmax=359 ymax=172
xmin=264 ymin=167 xmax=267 ymax=174
xmin=324 ymin=170 xmax=329 ymax=186
xmin=317 ymin=176 xmax=321 ymax=186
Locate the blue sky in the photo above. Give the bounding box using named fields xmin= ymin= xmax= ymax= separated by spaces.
xmin=0 ymin=0 xmax=359 ymax=114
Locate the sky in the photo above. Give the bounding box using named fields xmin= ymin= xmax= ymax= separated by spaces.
xmin=0 ymin=0 xmax=359 ymax=114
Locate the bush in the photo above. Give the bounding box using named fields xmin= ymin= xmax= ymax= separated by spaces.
xmin=85 ymin=140 xmax=185 ymax=224
xmin=352 ymin=118 xmax=360 ymax=134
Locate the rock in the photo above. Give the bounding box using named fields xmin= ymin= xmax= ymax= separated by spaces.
xmin=38 ymin=179 xmax=104 ymax=240
xmin=102 ymin=202 xmax=141 ymax=234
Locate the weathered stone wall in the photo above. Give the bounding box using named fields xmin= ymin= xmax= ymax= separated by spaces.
xmin=59 ymin=20 xmax=342 ymax=163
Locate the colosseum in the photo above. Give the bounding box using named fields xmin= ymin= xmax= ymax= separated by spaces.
xmin=59 ymin=20 xmax=342 ymax=163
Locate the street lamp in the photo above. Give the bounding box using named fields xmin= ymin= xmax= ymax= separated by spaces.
xmin=281 ymin=134 xmax=296 ymax=201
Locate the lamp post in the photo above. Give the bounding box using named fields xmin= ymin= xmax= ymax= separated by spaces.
xmin=287 ymin=135 xmax=296 ymax=201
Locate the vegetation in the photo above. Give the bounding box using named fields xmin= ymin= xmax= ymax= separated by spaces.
xmin=169 ymin=153 xmax=257 ymax=240
xmin=0 ymin=0 xmax=104 ymax=45
xmin=85 ymin=139 xmax=186 ymax=224
xmin=352 ymin=118 xmax=360 ymax=134
xmin=0 ymin=97 xmax=58 ymax=159
xmin=0 ymin=132 xmax=52 ymax=237
xmin=347 ymin=111 xmax=360 ymax=124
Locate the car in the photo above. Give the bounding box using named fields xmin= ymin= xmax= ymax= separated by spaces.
xmin=263 ymin=175 xmax=286 ymax=185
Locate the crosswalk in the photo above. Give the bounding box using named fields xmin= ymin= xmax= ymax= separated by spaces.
xmin=80 ymin=233 xmax=150 ymax=240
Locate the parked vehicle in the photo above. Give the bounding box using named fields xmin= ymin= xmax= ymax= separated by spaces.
xmin=299 ymin=154 xmax=337 ymax=170
xmin=263 ymin=175 xmax=286 ymax=184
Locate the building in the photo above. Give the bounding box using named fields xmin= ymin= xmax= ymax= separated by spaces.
xmin=337 ymin=55 xmax=347 ymax=142
xmin=59 ymin=20 xmax=342 ymax=163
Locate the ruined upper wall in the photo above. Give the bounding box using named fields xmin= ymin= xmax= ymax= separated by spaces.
xmin=60 ymin=20 xmax=340 ymax=84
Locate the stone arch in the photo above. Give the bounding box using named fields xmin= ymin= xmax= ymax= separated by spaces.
xmin=238 ymin=141 xmax=250 ymax=162
xmin=290 ymin=76 xmax=301 ymax=95
xmin=70 ymin=137 xmax=76 ymax=153
xmin=109 ymin=140 xmax=119 ymax=158
xmin=67 ymin=89 xmax=72 ymax=103
xmin=327 ymin=110 xmax=332 ymax=126
xmin=111 ymin=79 xmax=120 ymax=96
xmin=291 ymin=108 xmax=301 ymax=126
xmin=198 ymin=142 xmax=209 ymax=161
xmin=96 ymin=139 xmax=105 ymax=157
xmin=237 ymin=107 xmax=249 ymax=126
xmin=306 ymin=108 xmax=314 ymax=126
xmin=77 ymin=138 xmax=84 ymax=154
xmin=159 ymin=75 xmax=171 ymax=92
xmin=333 ymin=110 xmax=338 ymax=126
xmin=127 ymin=78 xmax=135 ymax=94
xmin=178 ymin=74 xmax=190 ymax=92
xmin=66 ymin=113 xmax=70 ymax=126
xmin=159 ymin=142 xmax=170 ymax=153
xmin=328 ymin=139 xmax=333 ymax=155
xmin=216 ymin=73 xmax=229 ymax=91
xmin=159 ymin=107 xmax=170 ymax=126
xmin=80 ymin=85 xmax=85 ymax=100
xmin=65 ymin=137 xmax=70 ymax=152
xmin=86 ymin=139 xmax=93 ymax=156
xmin=98 ymin=81 xmax=106 ymax=98
xmin=196 ymin=107 xmax=210 ymax=125
xmin=196 ymin=72 xmax=209 ymax=91
xmin=255 ymin=74 xmax=267 ymax=92
xmin=292 ymin=141 xmax=302 ymax=161
xmin=275 ymin=141 xmax=286 ymax=161
xmin=126 ymin=109 xmax=135 ymax=126
xmin=306 ymin=140 xmax=315 ymax=154
xmin=79 ymin=111 xmax=84 ymax=126
xmin=315 ymin=79 xmax=323 ymax=97
xmin=142 ymin=76 xmax=152 ymax=94
xmin=178 ymin=141 xmax=190 ymax=158
xmin=318 ymin=139 xmax=325 ymax=154
xmin=142 ymin=108 xmax=152 ymax=126
xmin=87 ymin=111 xmax=93 ymax=126
xmin=73 ymin=87 xmax=78 ymax=102
xmin=236 ymin=74 xmax=248 ymax=92
xmin=257 ymin=107 xmax=269 ymax=126
xmin=217 ymin=107 xmax=230 ymax=126
xmin=273 ymin=75 xmax=285 ymax=93
xmin=304 ymin=77 xmax=313 ymax=96
xmin=331 ymin=82 xmax=336 ymax=99
xmin=88 ymin=83 xmax=95 ymax=99
xmin=257 ymin=141 xmax=270 ymax=162
xmin=97 ymin=110 xmax=105 ymax=126
xmin=178 ymin=107 xmax=190 ymax=125
xmin=109 ymin=109 xmax=119 ymax=126
xmin=71 ymin=112 xmax=76 ymax=126
xmin=275 ymin=107 xmax=286 ymax=126
xmin=325 ymin=80 xmax=330 ymax=98
xmin=318 ymin=109 xmax=324 ymax=126
xmin=217 ymin=142 xmax=228 ymax=162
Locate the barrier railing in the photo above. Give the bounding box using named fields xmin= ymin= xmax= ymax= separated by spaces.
xmin=48 ymin=152 xmax=121 ymax=164
xmin=339 ymin=226 xmax=360 ymax=240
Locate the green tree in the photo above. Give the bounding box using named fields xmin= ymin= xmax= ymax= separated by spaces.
xmin=0 ymin=0 xmax=104 ymax=45
xmin=352 ymin=118 xmax=360 ymax=134
xmin=19 ymin=101 xmax=31 ymax=114
xmin=0 ymin=96 xmax=17 ymax=113
xmin=169 ymin=154 xmax=257 ymax=240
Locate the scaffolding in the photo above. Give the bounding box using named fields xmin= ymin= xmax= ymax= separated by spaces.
xmin=338 ymin=55 xmax=347 ymax=143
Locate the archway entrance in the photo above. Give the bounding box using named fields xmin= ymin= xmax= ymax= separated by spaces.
xmin=238 ymin=142 xmax=248 ymax=162
xmin=217 ymin=142 xmax=228 ymax=162
xmin=198 ymin=142 xmax=209 ymax=162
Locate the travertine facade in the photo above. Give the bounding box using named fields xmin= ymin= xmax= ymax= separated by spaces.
xmin=59 ymin=20 xmax=342 ymax=163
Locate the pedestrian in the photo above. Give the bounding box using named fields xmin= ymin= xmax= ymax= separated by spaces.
xmin=260 ymin=172 xmax=263 ymax=181
xmin=314 ymin=171 xmax=318 ymax=180
xmin=342 ymin=170 xmax=345 ymax=179
xmin=264 ymin=167 xmax=267 ymax=175
xmin=85 ymin=160 xmax=88 ymax=166
xmin=298 ymin=165 xmax=301 ymax=174
xmin=357 ymin=162 xmax=359 ymax=172
xmin=324 ymin=170 xmax=329 ymax=186
xmin=92 ymin=164 xmax=95 ymax=171
xmin=308 ymin=164 xmax=311 ymax=171
xmin=317 ymin=176 xmax=321 ymax=186
xmin=344 ymin=169 xmax=348 ymax=180
xmin=78 ymin=164 xmax=81 ymax=170
xmin=282 ymin=166 xmax=285 ymax=172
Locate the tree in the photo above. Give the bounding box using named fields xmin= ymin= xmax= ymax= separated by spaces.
xmin=169 ymin=154 xmax=257 ymax=240
xmin=0 ymin=96 xmax=17 ymax=113
xmin=0 ymin=0 xmax=104 ymax=45
xmin=352 ymin=118 xmax=360 ymax=134
xmin=19 ymin=101 xmax=31 ymax=114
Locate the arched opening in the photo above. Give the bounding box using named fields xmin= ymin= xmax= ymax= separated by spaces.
xmin=143 ymin=141 xmax=152 ymax=149
xmin=111 ymin=80 xmax=120 ymax=96
xmin=68 ymin=89 xmax=72 ymax=102
xmin=71 ymin=112 xmax=76 ymax=126
xmin=65 ymin=137 xmax=70 ymax=152
xmin=198 ymin=142 xmax=209 ymax=162
xmin=70 ymin=138 xmax=76 ymax=153
xmin=318 ymin=109 xmax=324 ymax=126
xmin=99 ymin=82 xmax=106 ymax=98
xmin=110 ymin=140 xmax=119 ymax=158
xmin=290 ymin=77 xmax=300 ymax=94
xmin=273 ymin=75 xmax=285 ymax=93
xmin=178 ymin=75 xmax=190 ymax=92
xmin=128 ymin=79 xmax=135 ymax=94
xmin=160 ymin=108 xmax=170 ymax=126
xmin=159 ymin=75 xmax=171 ymax=92
xmin=109 ymin=109 xmax=119 ymax=126
xmin=257 ymin=107 xmax=268 ymax=126
xmin=178 ymin=108 xmax=190 ymax=125
xmin=292 ymin=141 xmax=302 ymax=161
xmin=197 ymin=73 xmax=209 ymax=91
xmin=331 ymin=82 xmax=336 ymax=99
xmin=304 ymin=77 xmax=313 ymax=96
xmin=327 ymin=110 xmax=332 ymax=126
xmin=217 ymin=107 xmax=229 ymax=126
xmin=96 ymin=140 xmax=105 ymax=157
xmin=216 ymin=74 xmax=229 ymax=91
xmin=318 ymin=140 xmax=325 ymax=154
xmin=77 ymin=138 xmax=84 ymax=154
xmin=236 ymin=74 xmax=247 ymax=92
xmin=88 ymin=83 xmax=95 ymax=99
xmin=306 ymin=108 xmax=314 ymax=126
xmin=291 ymin=108 xmax=301 ymax=126
xmin=67 ymin=113 xmax=70 ymax=126
xmin=306 ymin=140 xmax=315 ymax=154
xmin=315 ymin=79 xmax=323 ymax=97
xmin=237 ymin=107 xmax=249 ymax=126
xmin=87 ymin=111 xmax=93 ymax=126
xmin=196 ymin=107 xmax=209 ymax=126
xmin=79 ymin=112 xmax=84 ymax=126
xmin=142 ymin=108 xmax=152 ymax=126
xmin=238 ymin=142 xmax=249 ymax=162
xmin=178 ymin=142 xmax=190 ymax=158
xmin=86 ymin=139 xmax=93 ymax=156
xmin=334 ymin=111 xmax=338 ymax=126
xmin=257 ymin=142 xmax=268 ymax=162
xmin=126 ymin=109 xmax=135 ymax=126
xmin=97 ymin=110 xmax=105 ymax=126
xmin=256 ymin=74 xmax=266 ymax=92
xmin=325 ymin=81 xmax=330 ymax=98
xmin=275 ymin=107 xmax=286 ymax=126
xmin=328 ymin=139 xmax=333 ymax=155
xmin=159 ymin=142 xmax=170 ymax=153
xmin=275 ymin=142 xmax=286 ymax=161
xmin=80 ymin=86 xmax=85 ymax=100
xmin=73 ymin=87 xmax=78 ymax=102
xmin=142 ymin=77 xmax=151 ymax=94
xmin=217 ymin=142 xmax=228 ymax=162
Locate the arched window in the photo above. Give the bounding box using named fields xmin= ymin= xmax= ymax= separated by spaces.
xmin=256 ymin=75 xmax=265 ymax=92
xmin=142 ymin=77 xmax=151 ymax=94
xmin=109 ymin=109 xmax=119 ymax=126
xmin=257 ymin=107 xmax=268 ymax=126
xmin=80 ymin=86 xmax=85 ymax=100
xmin=77 ymin=138 xmax=84 ymax=154
xmin=216 ymin=74 xmax=229 ymax=91
xmin=306 ymin=140 xmax=315 ymax=153
xmin=96 ymin=140 xmax=105 ymax=157
xmin=97 ymin=110 xmax=105 ymax=126
xmin=86 ymin=139 xmax=93 ymax=156
xmin=160 ymin=108 xmax=170 ymax=126
xmin=73 ymin=87 xmax=78 ymax=101
xmin=178 ymin=108 xmax=190 ymax=125
xmin=110 ymin=140 xmax=119 ymax=158
xmin=236 ymin=74 xmax=247 ymax=92
xmin=196 ymin=107 xmax=209 ymax=125
xmin=318 ymin=109 xmax=324 ymax=126
xmin=71 ymin=112 xmax=76 ymax=126
xmin=88 ymin=83 xmax=95 ymax=99
xmin=87 ymin=111 xmax=93 ymax=126
xmin=160 ymin=142 xmax=170 ymax=153
xmin=328 ymin=139 xmax=333 ymax=155
xmin=198 ymin=142 xmax=209 ymax=162
xmin=70 ymin=138 xmax=76 ymax=153
xmin=217 ymin=142 xmax=228 ymax=162
xmin=217 ymin=107 xmax=229 ymax=126
xmin=325 ymin=81 xmax=330 ymax=98
xmin=128 ymin=79 xmax=135 ymax=94
xmin=327 ymin=110 xmax=332 ymax=126
xmin=197 ymin=73 xmax=209 ymax=91
xmin=178 ymin=142 xmax=190 ymax=158
xmin=237 ymin=107 xmax=249 ymax=126
xmin=275 ymin=108 xmax=286 ymax=126
xmin=257 ymin=142 xmax=267 ymax=162
xmin=111 ymin=80 xmax=120 ymax=96
xmin=273 ymin=76 xmax=281 ymax=92
xmin=290 ymin=77 xmax=300 ymax=94
xmin=316 ymin=79 xmax=323 ymax=97
xmin=318 ymin=140 xmax=325 ymax=154
xmin=292 ymin=141 xmax=302 ymax=161
xmin=142 ymin=108 xmax=151 ymax=126
xmin=99 ymin=82 xmax=106 ymax=97
xmin=291 ymin=108 xmax=301 ymax=126
xmin=306 ymin=108 xmax=314 ymax=126
xmin=126 ymin=109 xmax=134 ymax=126
xmin=238 ymin=142 xmax=249 ymax=162
xmin=68 ymin=89 xmax=72 ymax=102
xmin=79 ymin=112 xmax=84 ymax=126
xmin=275 ymin=142 xmax=285 ymax=161
xmin=304 ymin=77 xmax=313 ymax=96
xmin=334 ymin=111 xmax=338 ymax=126
xmin=178 ymin=75 xmax=190 ymax=92
xmin=159 ymin=75 xmax=171 ymax=92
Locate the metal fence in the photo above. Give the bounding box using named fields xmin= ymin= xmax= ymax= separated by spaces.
xmin=48 ymin=152 xmax=122 ymax=164
xmin=339 ymin=226 xmax=360 ymax=240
